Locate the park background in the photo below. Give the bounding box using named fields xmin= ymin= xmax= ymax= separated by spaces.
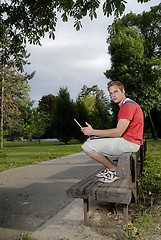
xmin=0 ymin=0 xmax=160 ymax=145
xmin=0 ymin=1 xmax=161 ymax=239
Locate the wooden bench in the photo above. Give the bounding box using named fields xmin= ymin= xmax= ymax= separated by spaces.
xmin=67 ymin=140 xmax=146 ymax=224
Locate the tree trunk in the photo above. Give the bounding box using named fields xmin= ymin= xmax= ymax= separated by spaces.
xmin=148 ymin=111 xmax=158 ymax=140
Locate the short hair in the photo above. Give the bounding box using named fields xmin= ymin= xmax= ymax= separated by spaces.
xmin=107 ymin=81 xmax=124 ymax=92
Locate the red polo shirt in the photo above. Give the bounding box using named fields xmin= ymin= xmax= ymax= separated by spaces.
xmin=118 ymin=98 xmax=144 ymax=145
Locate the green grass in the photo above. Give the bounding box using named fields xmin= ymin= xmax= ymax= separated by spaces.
xmin=20 ymin=233 xmax=36 ymax=240
xmin=123 ymin=139 xmax=161 ymax=239
xmin=0 ymin=140 xmax=82 ymax=172
xmin=139 ymin=139 xmax=161 ymax=195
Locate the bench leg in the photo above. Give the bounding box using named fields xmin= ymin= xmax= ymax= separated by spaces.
xmin=140 ymin=144 xmax=144 ymax=175
xmin=83 ymin=199 xmax=89 ymax=225
xmin=122 ymin=204 xmax=128 ymax=223
xmin=131 ymin=155 xmax=137 ymax=203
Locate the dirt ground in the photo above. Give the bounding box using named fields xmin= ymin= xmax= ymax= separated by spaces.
xmin=88 ymin=200 xmax=161 ymax=240
xmin=88 ymin=201 xmax=129 ymax=240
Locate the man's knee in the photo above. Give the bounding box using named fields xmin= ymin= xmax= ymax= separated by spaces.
xmin=83 ymin=149 xmax=92 ymax=156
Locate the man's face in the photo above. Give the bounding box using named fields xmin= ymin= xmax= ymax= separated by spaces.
xmin=109 ymin=85 xmax=125 ymax=106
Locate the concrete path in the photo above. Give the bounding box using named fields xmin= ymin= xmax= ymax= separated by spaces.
xmin=0 ymin=152 xmax=102 ymax=240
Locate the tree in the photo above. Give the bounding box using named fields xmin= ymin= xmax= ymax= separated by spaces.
xmin=38 ymin=94 xmax=57 ymax=138
xmin=52 ymin=87 xmax=75 ymax=144
xmin=120 ymin=4 xmax=161 ymax=138
xmin=78 ymin=85 xmax=112 ymax=129
xmin=105 ymin=27 xmax=145 ymax=94
xmin=105 ymin=27 xmax=145 ymax=125
xmin=39 ymin=94 xmax=57 ymax=115
xmin=0 ymin=0 xmax=151 ymax=45
xmin=105 ymin=6 xmax=161 ymax=139
xmin=1 ymin=68 xmax=34 ymax=140
xmin=25 ymin=108 xmax=49 ymax=143
xmin=73 ymin=98 xmax=89 ymax=142
xmin=0 ymin=24 xmax=31 ymax=147
xmin=120 ymin=4 xmax=161 ymax=58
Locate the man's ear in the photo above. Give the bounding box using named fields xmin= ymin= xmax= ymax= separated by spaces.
xmin=122 ymin=88 xmax=125 ymax=95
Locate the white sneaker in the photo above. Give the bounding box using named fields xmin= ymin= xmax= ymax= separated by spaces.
xmin=99 ymin=170 xmax=120 ymax=183
xmin=96 ymin=168 xmax=108 ymax=178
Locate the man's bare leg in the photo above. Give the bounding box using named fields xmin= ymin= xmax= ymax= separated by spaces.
xmin=84 ymin=150 xmax=116 ymax=171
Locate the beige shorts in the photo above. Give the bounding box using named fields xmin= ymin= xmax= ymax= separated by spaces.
xmin=82 ymin=137 xmax=140 ymax=160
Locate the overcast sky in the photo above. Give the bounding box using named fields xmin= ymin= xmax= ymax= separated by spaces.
xmin=25 ymin=0 xmax=160 ymax=107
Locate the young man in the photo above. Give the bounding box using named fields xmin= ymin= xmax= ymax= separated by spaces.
xmin=81 ymin=81 xmax=144 ymax=183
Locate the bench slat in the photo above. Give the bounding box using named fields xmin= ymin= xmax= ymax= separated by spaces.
xmin=67 ymin=174 xmax=132 ymax=204
xmin=83 ymin=178 xmax=103 ymax=199
xmin=67 ymin=168 xmax=103 ymax=198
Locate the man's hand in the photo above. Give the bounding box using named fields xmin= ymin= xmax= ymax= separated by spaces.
xmin=81 ymin=119 xmax=130 ymax=138
xmin=81 ymin=122 xmax=94 ymax=136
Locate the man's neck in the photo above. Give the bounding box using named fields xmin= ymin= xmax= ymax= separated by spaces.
xmin=118 ymin=96 xmax=126 ymax=107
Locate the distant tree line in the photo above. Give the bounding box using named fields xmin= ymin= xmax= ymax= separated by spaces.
xmin=1 ymin=72 xmax=113 ymax=144
xmin=33 ymin=85 xmax=112 ymax=144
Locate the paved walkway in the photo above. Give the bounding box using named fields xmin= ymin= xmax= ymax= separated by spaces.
xmin=0 ymin=152 xmax=105 ymax=240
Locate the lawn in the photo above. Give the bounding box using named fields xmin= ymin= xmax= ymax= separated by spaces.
xmin=0 ymin=140 xmax=82 ymax=172
xmin=139 ymin=139 xmax=161 ymax=196
xmin=124 ymin=139 xmax=161 ymax=239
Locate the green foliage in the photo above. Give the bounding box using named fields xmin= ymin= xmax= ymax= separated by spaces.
xmin=103 ymin=0 xmax=126 ymax=17
xmin=78 ymin=85 xmax=112 ymax=129
xmin=38 ymin=94 xmax=57 ymax=138
xmin=34 ymin=85 xmax=112 ymax=142
xmin=121 ymin=4 xmax=161 ymax=58
xmin=105 ymin=26 xmax=145 ymax=98
xmin=82 ymin=95 xmax=96 ymax=112
xmin=0 ymin=0 xmax=151 ymax=45
xmin=123 ymin=221 xmax=138 ymax=238
xmin=20 ymin=233 xmax=36 ymax=240
xmin=105 ymin=5 xmax=161 ymax=138
xmin=52 ymin=87 xmax=75 ymax=144
xmin=25 ymin=108 xmax=49 ymax=142
xmin=1 ymin=68 xmax=34 ymax=140
xmin=39 ymin=94 xmax=57 ymax=115
xmin=0 ymin=24 xmax=32 ymax=147
xmin=0 ymin=25 xmax=30 ymax=72
xmin=73 ymin=99 xmax=89 ymax=142
xmin=122 ymin=6 xmax=161 ymax=117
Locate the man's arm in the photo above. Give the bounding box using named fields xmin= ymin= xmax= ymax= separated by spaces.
xmin=81 ymin=119 xmax=130 ymax=137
